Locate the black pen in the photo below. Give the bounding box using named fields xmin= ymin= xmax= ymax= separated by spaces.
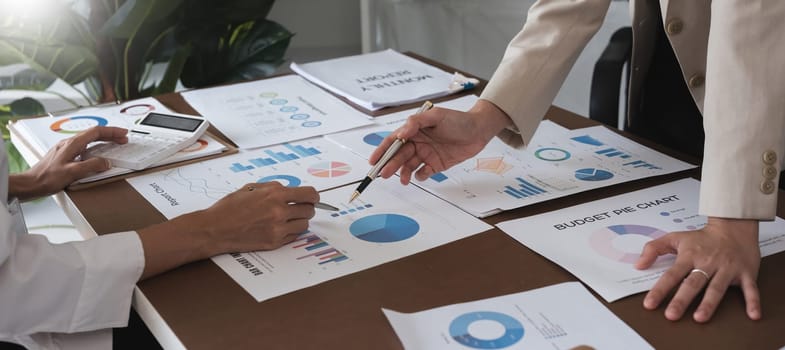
xmin=349 ymin=101 xmax=434 ymax=203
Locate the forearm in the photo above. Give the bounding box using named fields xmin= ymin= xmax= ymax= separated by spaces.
xmin=470 ymin=99 xmax=515 ymax=143
xmin=136 ymin=210 xmax=218 ymax=280
xmin=8 ymin=172 xmax=50 ymax=201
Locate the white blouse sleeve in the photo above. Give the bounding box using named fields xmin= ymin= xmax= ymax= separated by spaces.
xmin=0 ymin=205 xmax=144 ymax=338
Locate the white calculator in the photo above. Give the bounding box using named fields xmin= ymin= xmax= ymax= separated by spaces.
xmin=85 ymin=111 xmax=210 ymax=170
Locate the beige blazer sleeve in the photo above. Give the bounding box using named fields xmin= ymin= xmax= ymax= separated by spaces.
xmin=480 ymin=0 xmax=612 ymax=148
xmin=697 ymin=0 xmax=785 ymax=220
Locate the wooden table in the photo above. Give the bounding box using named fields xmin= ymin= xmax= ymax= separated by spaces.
xmin=65 ymin=56 xmax=785 ymax=349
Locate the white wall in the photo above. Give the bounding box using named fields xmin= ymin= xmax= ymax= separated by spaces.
xmin=268 ymin=0 xmax=363 ymax=64
xmin=364 ymin=0 xmax=631 ymax=117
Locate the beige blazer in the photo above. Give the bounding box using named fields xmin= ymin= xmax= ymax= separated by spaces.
xmin=481 ymin=0 xmax=785 ymax=220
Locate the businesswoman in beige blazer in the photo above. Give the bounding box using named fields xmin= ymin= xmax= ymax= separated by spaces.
xmin=372 ymin=0 xmax=784 ymax=323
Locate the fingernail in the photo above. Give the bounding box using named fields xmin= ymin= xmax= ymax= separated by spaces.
xmin=104 ymin=159 xmax=112 ymax=169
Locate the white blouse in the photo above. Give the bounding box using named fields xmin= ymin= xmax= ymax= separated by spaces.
xmin=0 ymin=139 xmax=145 ymax=349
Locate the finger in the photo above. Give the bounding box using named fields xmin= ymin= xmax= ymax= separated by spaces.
xmin=278 ymin=219 xmax=310 ymax=238
xmin=635 ymin=234 xmax=679 ymax=270
xmin=285 ymin=203 xmax=316 ymax=221
xmin=398 ymin=162 xmax=415 ymax=185
xmin=396 ymin=108 xmax=445 ymax=140
xmin=379 ymin=143 xmax=416 ymax=178
xmin=281 ymin=185 xmax=320 ymax=204
xmin=74 ymin=126 xmax=129 ymax=146
xmin=665 ymin=269 xmax=711 ymax=321
xmin=369 ymin=132 xmax=399 ymax=165
xmin=643 ymin=260 xmax=692 ymax=311
xmin=693 ymin=271 xmax=732 ymax=323
xmin=414 ymin=164 xmax=435 ymax=182
xmin=740 ymin=275 xmax=762 ymax=320
xmin=66 ymin=157 xmax=113 ymax=178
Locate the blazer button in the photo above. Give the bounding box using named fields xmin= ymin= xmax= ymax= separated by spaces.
xmin=666 ymin=18 xmax=684 ymax=35
xmin=761 ymin=180 xmax=776 ymax=194
xmin=764 ymin=165 xmax=778 ymax=179
xmin=688 ymin=74 xmax=705 ymax=88
xmin=763 ymin=150 xmax=777 ymax=165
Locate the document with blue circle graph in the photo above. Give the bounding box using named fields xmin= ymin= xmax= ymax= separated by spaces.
xmin=209 ymin=179 xmax=491 ymax=302
xmin=383 ymin=282 xmax=652 ymax=350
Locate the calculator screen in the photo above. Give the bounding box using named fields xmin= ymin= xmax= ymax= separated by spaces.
xmin=141 ymin=113 xmax=204 ymax=132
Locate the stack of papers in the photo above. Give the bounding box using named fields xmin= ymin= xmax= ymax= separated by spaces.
xmin=9 ymin=98 xmax=227 ymax=185
xmin=291 ymin=49 xmax=467 ymax=111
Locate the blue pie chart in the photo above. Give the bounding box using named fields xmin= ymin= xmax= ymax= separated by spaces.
xmin=349 ymin=214 xmax=419 ymax=243
xmin=362 ymin=131 xmax=392 ymax=146
xmin=575 ymin=168 xmax=614 ymax=181
xmin=256 ymin=174 xmax=302 ymax=187
xmin=449 ymin=311 xmax=524 ymax=349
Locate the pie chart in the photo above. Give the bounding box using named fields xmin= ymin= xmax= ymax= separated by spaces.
xmin=362 ymin=131 xmax=392 ymax=146
xmin=256 ymin=174 xmax=302 ymax=187
xmin=449 ymin=311 xmax=524 ymax=349
xmin=574 ymin=168 xmax=614 ymax=181
xmin=308 ymin=161 xmax=351 ymax=178
xmin=349 ymin=214 xmax=419 ymax=243
xmin=50 ymin=116 xmax=108 ymax=134
xmin=590 ymin=225 xmax=668 ymax=263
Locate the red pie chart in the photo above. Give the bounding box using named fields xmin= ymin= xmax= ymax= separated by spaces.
xmin=308 ymin=161 xmax=351 ymax=178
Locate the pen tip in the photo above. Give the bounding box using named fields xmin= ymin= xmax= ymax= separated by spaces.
xmin=348 ymin=191 xmax=358 ymax=203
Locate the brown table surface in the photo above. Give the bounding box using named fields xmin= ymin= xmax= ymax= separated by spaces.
xmin=67 ymin=56 xmax=785 ymax=349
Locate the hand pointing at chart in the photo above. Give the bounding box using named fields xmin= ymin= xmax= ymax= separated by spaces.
xmin=369 ymin=99 xmax=515 ymax=185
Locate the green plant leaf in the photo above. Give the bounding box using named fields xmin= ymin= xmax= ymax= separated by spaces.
xmin=0 ymin=3 xmax=98 ymax=86
xmin=0 ymin=97 xmax=44 ymax=173
xmin=180 ymin=19 xmax=292 ymax=88
xmin=98 ymin=0 xmax=184 ymax=39
xmin=179 ymin=0 xmax=276 ymax=29
xmin=5 ymin=141 xmax=29 ymax=174
xmin=153 ymin=43 xmax=191 ymax=95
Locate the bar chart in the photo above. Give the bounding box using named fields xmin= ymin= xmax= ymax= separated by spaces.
xmin=502 ymin=177 xmax=548 ymax=199
xmin=293 ymin=232 xmax=349 ymax=265
xmin=230 ymin=143 xmax=323 ymax=172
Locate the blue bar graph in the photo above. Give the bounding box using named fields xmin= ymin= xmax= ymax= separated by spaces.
xmin=596 ymin=147 xmax=632 ymax=159
xmin=622 ymin=160 xmax=661 ymax=170
xmin=330 ymin=204 xmax=374 ymax=217
xmin=250 ymin=158 xmax=277 ymax=167
xmin=503 ymin=177 xmax=548 ymax=199
xmin=571 ymin=135 xmax=604 ymax=146
xmin=430 ymin=172 xmax=448 ymax=182
xmin=265 ymin=150 xmax=298 ymax=162
xmin=230 ymin=163 xmax=254 ymax=172
xmin=229 ymin=143 xmax=323 ymax=172
xmin=284 ymin=143 xmax=321 ymax=157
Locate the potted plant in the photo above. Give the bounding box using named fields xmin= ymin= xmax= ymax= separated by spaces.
xmin=0 ymin=0 xmax=293 ymax=172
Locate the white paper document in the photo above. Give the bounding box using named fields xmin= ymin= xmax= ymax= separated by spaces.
xmin=411 ymin=126 xmax=696 ymax=217
xmin=383 ymin=282 xmax=652 ymax=350
xmin=327 ymin=101 xmax=692 ymax=217
xmin=291 ymin=49 xmax=461 ymax=111
xmin=9 ymin=98 xmax=226 ymax=184
xmin=180 ymin=75 xmax=372 ymax=149
xmin=209 ymin=179 xmax=492 ymax=302
xmin=126 ymin=137 xmax=371 ymax=219
xmin=496 ymin=179 xmax=785 ymax=302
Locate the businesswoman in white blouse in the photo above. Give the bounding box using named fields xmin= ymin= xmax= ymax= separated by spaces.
xmin=372 ymin=0 xmax=784 ymax=323
xmin=0 ymin=127 xmax=319 ymax=349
